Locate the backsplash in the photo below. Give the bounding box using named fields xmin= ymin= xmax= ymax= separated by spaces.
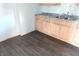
xmin=39 ymin=3 xmax=79 ymax=16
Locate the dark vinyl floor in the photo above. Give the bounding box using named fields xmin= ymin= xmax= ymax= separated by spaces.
xmin=0 ymin=31 xmax=79 ymax=56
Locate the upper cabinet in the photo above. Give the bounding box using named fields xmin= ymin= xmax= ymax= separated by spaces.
xmin=75 ymin=3 xmax=79 ymax=6
xmin=39 ymin=3 xmax=61 ymax=6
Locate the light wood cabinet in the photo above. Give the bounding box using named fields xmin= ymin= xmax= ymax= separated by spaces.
xmin=42 ymin=19 xmax=51 ymax=35
xmin=50 ymin=23 xmax=60 ymax=37
xmin=59 ymin=26 xmax=71 ymax=42
xmin=35 ymin=15 xmax=43 ymax=32
xmin=59 ymin=20 xmax=73 ymax=42
xmin=35 ymin=15 xmax=73 ymax=43
xmin=50 ymin=19 xmax=60 ymax=38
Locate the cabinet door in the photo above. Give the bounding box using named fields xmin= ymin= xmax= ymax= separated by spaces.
xmin=42 ymin=20 xmax=51 ymax=35
xmin=59 ymin=26 xmax=71 ymax=42
xmin=50 ymin=22 xmax=60 ymax=38
xmin=35 ymin=16 xmax=43 ymax=32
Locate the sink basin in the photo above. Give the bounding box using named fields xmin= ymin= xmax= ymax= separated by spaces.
xmin=59 ymin=14 xmax=78 ymax=20
xmin=59 ymin=15 xmax=69 ymax=19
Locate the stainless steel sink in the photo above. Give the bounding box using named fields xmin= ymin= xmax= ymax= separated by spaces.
xmin=59 ymin=14 xmax=78 ymax=20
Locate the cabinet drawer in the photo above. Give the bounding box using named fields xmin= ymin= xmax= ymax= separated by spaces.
xmin=40 ymin=16 xmax=50 ymax=22
xmin=50 ymin=18 xmax=60 ymax=24
xmin=60 ymin=20 xmax=73 ymax=27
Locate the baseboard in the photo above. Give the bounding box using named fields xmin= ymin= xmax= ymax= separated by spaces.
xmin=0 ymin=34 xmax=20 ymax=42
xmin=20 ymin=30 xmax=35 ymax=36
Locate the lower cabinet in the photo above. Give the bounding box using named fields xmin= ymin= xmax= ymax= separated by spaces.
xmin=50 ymin=22 xmax=60 ymax=38
xmin=42 ymin=20 xmax=51 ymax=35
xmin=35 ymin=16 xmax=43 ymax=32
xmin=59 ymin=26 xmax=71 ymax=42
xmin=36 ymin=15 xmax=73 ymax=43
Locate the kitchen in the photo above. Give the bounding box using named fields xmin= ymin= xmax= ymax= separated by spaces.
xmin=0 ymin=3 xmax=79 ymax=56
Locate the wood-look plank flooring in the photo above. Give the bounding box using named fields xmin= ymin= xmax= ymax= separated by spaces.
xmin=0 ymin=31 xmax=79 ymax=56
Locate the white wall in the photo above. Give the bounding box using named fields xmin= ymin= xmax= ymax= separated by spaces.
xmin=18 ymin=3 xmax=40 ymax=35
xmin=0 ymin=3 xmax=19 ymax=42
xmin=0 ymin=3 xmax=40 ymax=41
xmin=40 ymin=3 xmax=79 ymax=16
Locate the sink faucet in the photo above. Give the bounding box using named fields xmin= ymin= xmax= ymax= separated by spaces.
xmin=67 ymin=11 xmax=69 ymax=15
xmin=63 ymin=11 xmax=70 ymax=19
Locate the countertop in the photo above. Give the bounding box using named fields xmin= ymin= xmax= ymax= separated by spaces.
xmin=36 ymin=13 xmax=79 ymax=21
